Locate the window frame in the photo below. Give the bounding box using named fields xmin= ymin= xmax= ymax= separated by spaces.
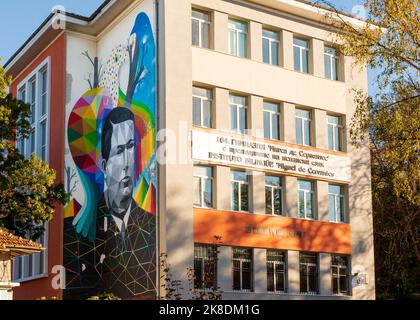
xmin=194 ymin=244 xmax=218 ymax=291
xmin=329 ymin=184 xmax=346 ymax=223
xmin=324 ymin=46 xmax=339 ymax=80
xmin=16 ymin=58 xmax=50 ymax=162
xmin=327 ymin=115 xmax=343 ymax=152
xmin=193 ymin=165 xmax=214 ymax=209
xmin=13 ymin=223 xmax=49 ymax=283
xmin=229 ymin=94 xmax=248 ymax=135
xmin=262 ymin=29 xmax=279 ymax=65
xmin=231 ymin=170 xmax=250 ymax=212
xmin=13 ymin=57 xmax=50 ymax=283
xmin=232 ymin=247 xmax=254 ymax=292
xmin=295 ymin=109 xmax=312 ymax=146
xmin=267 ymin=250 xmax=287 ymax=293
xmin=192 ymin=9 xmax=211 ymax=48
xmin=293 ymin=37 xmax=310 ymax=73
xmin=263 ymin=102 xmax=281 ymax=140
xmin=28 ymin=77 xmax=37 ymax=126
xmin=193 ymin=86 xmax=213 ymax=128
xmin=265 ymin=175 xmax=283 ymax=216
xmin=228 ymin=19 xmax=248 ymax=58
xmin=299 ymin=252 xmax=319 ymax=295
xmin=297 ymin=180 xmax=315 ymax=220
xmin=331 ymin=255 xmax=350 ymax=296
xmin=17 ymin=85 xmax=27 ymax=155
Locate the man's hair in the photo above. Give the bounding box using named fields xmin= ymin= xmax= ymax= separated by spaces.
xmin=102 ymin=107 xmax=135 ymax=161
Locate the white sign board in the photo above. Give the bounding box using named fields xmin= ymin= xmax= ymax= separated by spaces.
xmin=192 ymin=130 xmax=351 ymax=183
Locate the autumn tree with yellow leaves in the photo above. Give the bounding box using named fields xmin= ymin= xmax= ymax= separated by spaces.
xmin=0 ymin=57 xmax=66 ymax=241
xmin=318 ymin=0 xmax=419 ymax=299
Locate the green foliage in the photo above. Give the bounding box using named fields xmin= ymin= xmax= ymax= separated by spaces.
xmin=319 ymin=0 xmax=419 ymax=299
xmin=0 ymin=57 xmax=10 ymax=100
xmin=321 ymin=0 xmax=419 ymax=91
xmin=367 ymin=84 xmax=419 ymax=299
xmin=87 ymin=292 xmax=121 ymax=300
xmin=0 ymin=59 xmax=67 ymax=241
xmin=0 ymin=93 xmax=32 ymax=144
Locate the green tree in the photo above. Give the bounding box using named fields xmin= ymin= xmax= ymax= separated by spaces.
xmin=0 ymin=57 xmax=67 ymax=241
xmin=86 ymin=292 xmax=121 ymax=300
xmin=318 ymin=0 xmax=419 ymax=299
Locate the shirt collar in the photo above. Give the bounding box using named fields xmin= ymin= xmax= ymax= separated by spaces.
xmin=110 ymin=202 xmax=132 ymax=233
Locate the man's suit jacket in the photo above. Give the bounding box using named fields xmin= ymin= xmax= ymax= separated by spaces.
xmin=63 ymin=198 xmax=156 ymax=300
xmin=95 ymin=199 xmax=157 ymax=299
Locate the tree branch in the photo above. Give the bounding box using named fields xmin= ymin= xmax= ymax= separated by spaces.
xmin=81 ymin=51 xmax=95 ymax=66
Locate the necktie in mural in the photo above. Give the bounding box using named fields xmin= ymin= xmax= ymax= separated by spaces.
xmin=64 ymin=11 xmax=157 ymax=300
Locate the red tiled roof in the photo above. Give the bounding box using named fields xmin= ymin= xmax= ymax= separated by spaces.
xmin=0 ymin=229 xmax=44 ymax=256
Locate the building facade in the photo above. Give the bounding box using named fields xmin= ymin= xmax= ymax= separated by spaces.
xmin=5 ymin=0 xmax=375 ymax=300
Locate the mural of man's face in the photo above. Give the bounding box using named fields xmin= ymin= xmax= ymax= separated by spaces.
xmin=103 ymin=119 xmax=135 ymax=218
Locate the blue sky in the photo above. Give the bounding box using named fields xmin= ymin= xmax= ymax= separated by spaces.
xmin=0 ymin=0 xmax=104 ymax=62
xmin=0 ymin=0 xmax=376 ymax=95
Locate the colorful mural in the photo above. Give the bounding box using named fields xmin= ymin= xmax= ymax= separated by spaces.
xmin=63 ymin=12 xmax=157 ymax=300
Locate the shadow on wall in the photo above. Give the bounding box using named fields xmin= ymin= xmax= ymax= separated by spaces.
xmin=162 ymin=181 xmax=195 ymax=296
xmin=192 ymin=144 xmax=375 ymax=299
xmin=346 ymin=143 xmax=375 ymax=299
xmin=195 ymin=208 xmax=351 ymax=253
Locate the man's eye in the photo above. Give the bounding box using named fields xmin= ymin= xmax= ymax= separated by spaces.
xmin=117 ymin=146 xmax=125 ymax=155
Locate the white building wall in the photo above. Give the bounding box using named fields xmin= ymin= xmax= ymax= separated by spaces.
xmin=185 ymin=0 xmax=374 ymax=300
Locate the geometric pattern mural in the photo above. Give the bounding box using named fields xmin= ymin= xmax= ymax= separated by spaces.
xmin=64 ymin=198 xmax=81 ymax=218
xmin=68 ymin=87 xmax=114 ymax=241
xmin=64 ymin=11 xmax=157 ymax=300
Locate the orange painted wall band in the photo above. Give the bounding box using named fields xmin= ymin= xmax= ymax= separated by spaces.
xmin=194 ymin=208 xmax=351 ymax=255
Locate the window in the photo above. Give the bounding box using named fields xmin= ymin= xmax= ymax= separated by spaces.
xmin=293 ymin=38 xmax=309 ymax=73
xmin=298 ymin=180 xmax=315 ymax=219
xmin=229 ymin=19 xmax=248 ymax=58
xmin=331 ymin=255 xmax=350 ymax=295
xmin=192 ymin=10 xmax=210 ymax=48
xmin=231 ymin=171 xmax=249 ymax=212
xmin=262 ymin=29 xmax=279 ymax=65
xmin=265 ymin=175 xmax=283 ymax=215
xmin=194 ymin=166 xmax=213 ymax=208
xmin=193 ymin=87 xmax=212 ymax=128
xmin=17 ymin=64 xmax=49 ymax=161
xmin=27 ymin=78 xmax=37 ymax=157
xmin=327 ymin=115 xmax=343 ymax=152
xmin=233 ymin=248 xmax=253 ymax=292
xmin=329 ymin=184 xmax=346 ymax=223
xmin=13 ymin=61 xmax=49 ymax=282
xmin=296 ymin=109 xmax=311 ymax=146
xmin=40 ymin=68 xmax=48 ymax=117
xmin=267 ymin=250 xmax=286 ymax=293
xmin=18 ymin=85 xmax=26 ymax=102
xmin=263 ymin=102 xmax=280 ymax=140
xmin=40 ymin=121 xmax=48 ymax=161
xmin=17 ymin=86 xmax=27 ymax=154
xmin=324 ymin=46 xmax=339 ymax=80
xmin=13 ymin=223 xmax=48 ymax=282
xmin=230 ymin=95 xmax=247 ymax=134
xmin=300 ymin=253 xmax=319 ymax=294
xmin=194 ymin=244 xmax=217 ymax=290
xmin=29 ymin=78 xmax=36 ymax=125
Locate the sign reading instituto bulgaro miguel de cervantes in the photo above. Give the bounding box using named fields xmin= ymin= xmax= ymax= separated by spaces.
xmin=192 ymin=129 xmax=351 ymax=183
